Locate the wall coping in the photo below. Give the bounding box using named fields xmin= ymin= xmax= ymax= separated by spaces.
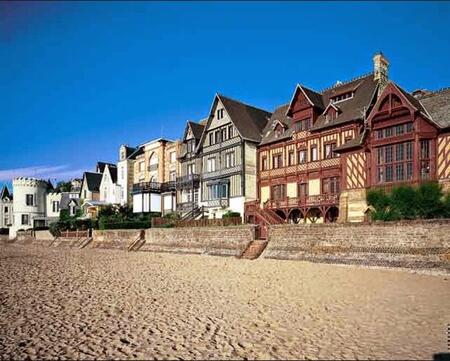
xmin=147 ymin=225 xmax=256 ymax=231
xmin=267 ymin=218 xmax=450 ymax=229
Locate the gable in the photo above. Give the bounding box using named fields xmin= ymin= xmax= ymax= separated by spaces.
xmin=287 ymin=86 xmax=314 ymax=117
xmin=208 ymin=98 xmax=232 ymax=130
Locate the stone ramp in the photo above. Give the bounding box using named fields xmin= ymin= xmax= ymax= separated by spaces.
xmin=240 ymin=240 xmax=268 ymax=260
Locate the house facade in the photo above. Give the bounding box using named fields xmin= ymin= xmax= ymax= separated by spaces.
xmin=193 ymin=94 xmax=271 ymax=219
xmin=132 ymin=138 xmax=179 ymax=215
xmin=117 ymin=145 xmax=137 ymax=206
xmin=176 ymin=120 xmax=206 ymax=215
xmin=99 ymin=164 xmax=120 ymax=205
xmin=245 ymin=53 xmax=450 ymax=232
xmin=0 ymin=185 xmax=13 ymax=230
xmin=10 ymin=177 xmax=52 ymax=238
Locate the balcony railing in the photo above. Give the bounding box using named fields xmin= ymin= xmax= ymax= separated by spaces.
xmin=132 ymin=181 xmax=176 ymax=194
xmin=264 ymin=194 xmax=339 ymax=209
xmin=176 ymin=202 xmax=197 ymax=213
xmin=176 ymin=174 xmax=200 ymax=189
xmin=205 ymin=198 xmax=229 ymax=208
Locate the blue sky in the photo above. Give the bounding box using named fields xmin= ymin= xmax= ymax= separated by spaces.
xmin=1 ymin=1 xmax=450 ymax=186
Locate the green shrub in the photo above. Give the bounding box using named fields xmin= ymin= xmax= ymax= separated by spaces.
xmin=390 ymin=185 xmax=417 ymax=220
xmin=415 ymin=182 xmax=444 ymax=219
xmin=49 ymin=222 xmax=62 ymax=237
xmin=367 ymin=181 xmax=449 ymax=222
xmin=222 ymin=211 xmax=241 ymax=218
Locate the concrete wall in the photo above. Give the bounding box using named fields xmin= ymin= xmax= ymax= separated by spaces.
xmin=35 ymin=230 xmax=53 ymax=240
xmin=264 ymin=220 xmax=450 ymax=271
xmin=141 ymin=225 xmax=255 ymax=257
xmin=90 ymin=229 xmax=142 ymax=250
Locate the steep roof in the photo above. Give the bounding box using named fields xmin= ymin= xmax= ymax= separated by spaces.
xmin=188 ymin=121 xmax=205 ymax=141
xmin=96 ymin=162 xmax=116 ymax=173
xmin=0 ymin=185 xmax=12 ymax=200
xmin=83 ymin=172 xmax=103 ymax=192
xmin=128 ymin=146 xmax=144 ymax=160
xmin=108 ymin=165 xmax=118 ymax=184
xmin=260 ymin=104 xmax=294 ymax=146
xmin=418 ymin=87 xmax=450 ymax=129
xmin=310 ymin=74 xmax=378 ymax=131
xmin=60 ymin=193 xmax=80 ymax=209
xmin=121 ymin=146 xmax=137 ymax=159
xmin=217 ymin=94 xmax=272 ymax=143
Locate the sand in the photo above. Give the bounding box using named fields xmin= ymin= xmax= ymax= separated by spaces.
xmin=0 ymin=244 xmax=449 ymax=360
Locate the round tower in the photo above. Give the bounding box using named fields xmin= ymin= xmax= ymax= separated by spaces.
xmin=10 ymin=177 xmax=50 ymax=238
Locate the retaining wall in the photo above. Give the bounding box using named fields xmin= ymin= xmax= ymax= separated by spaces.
xmin=264 ymin=219 xmax=450 ymax=271
xmin=35 ymin=230 xmax=53 ymax=241
xmin=90 ymin=229 xmax=143 ymax=250
xmin=141 ymin=225 xmax=255 ymax=257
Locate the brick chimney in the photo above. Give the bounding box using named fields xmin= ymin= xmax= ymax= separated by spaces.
xmin=373 ymin=52 xmax=389 ymax=96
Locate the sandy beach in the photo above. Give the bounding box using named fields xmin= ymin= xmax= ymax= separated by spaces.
xmin=0 ymin=244 xmax=449 ymax=360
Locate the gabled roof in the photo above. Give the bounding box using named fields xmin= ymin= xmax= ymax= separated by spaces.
xmin=417 ymin=87 xmax=450 ymax=129
xmin=260 ymin=103 xmax=294 ymax=146
xmin=310 ymin=74 xmax=378 ymax=131
xmin=128 ymin=146 xmax=144 ymax=160
xmin=0 ymin=185 xmax=12 ymax=200
xmin=215 ymin=94 xmax=271 ymax=143
xmin=108 ymin=165 xmax=118 ymax=184
xmin=60 ymin=193 xmax=80 ymax=209
xmin=96 ymin=162 xmax=116 ymax=173
xmin=83 ymin=172 xmax=103 ymax=192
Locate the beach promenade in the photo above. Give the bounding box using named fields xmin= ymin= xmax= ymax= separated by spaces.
xmin=1 ymin=244 xmax=449 ymax=360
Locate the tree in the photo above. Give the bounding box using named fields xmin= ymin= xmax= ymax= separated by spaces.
xmin=55 ymin=181 xmax=72 ymax=192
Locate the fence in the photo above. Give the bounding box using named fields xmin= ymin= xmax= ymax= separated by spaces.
xmin=60 ymin=230 xmax=90 ymax=238
xmin=176 ymin=217 xmax=242 ymax=228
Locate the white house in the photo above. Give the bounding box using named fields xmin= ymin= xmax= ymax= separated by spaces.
xmin=99 ymin=164 xmax=121 ymax=205
xmin=117 ymin=145 xmax=137 ymax=206
xmin=0 ymin=185 xmax=13 ymax=230
xmin=10 ymin=177 xmax=52 ymax=238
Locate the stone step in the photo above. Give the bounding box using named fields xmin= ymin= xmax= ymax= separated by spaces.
xmin=241 ymin=240 xmax=268 ymax=260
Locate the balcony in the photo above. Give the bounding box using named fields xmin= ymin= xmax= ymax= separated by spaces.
xmin=259 ymin=158 xmax=340 ymax=180
xmin=205 ymin=198 xmax=229 ymax=208
xmin=132 ymin=181 xmax=176 ymax=194
xmin=177 ymin=202 xmax=196 ymax=213
xmin=176 ymin=174 xmax=200 ymax=189
xmin=263 ymin=194 xmax=339 ymax=209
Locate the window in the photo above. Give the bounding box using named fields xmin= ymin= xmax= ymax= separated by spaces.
xmin=310 ymin=145 xmax=318 ymax=162
xmin=217 ymin=108 xmax=224 ymax=119
xmin=324 ymin=143 xmax=337 ymax=159
xmin=52 ymin=201 xmax=60 ymax=213
xmin=221 ymin=128 xmax=227 ymax=142
xmin=420 ymin=139 xmax=431 ymax=180
xmin=21 ymin=214 xmax=29 ymax=225
xmin=296 ymin=118 xmax=311 ymax=131
xmin=228 ymin=125 xmax=234 ymax=138
xmin=288 ymin=151 xmax=295 ymax=166
xmin=120 ymin=151 xmax=125 ymax=160
xmin=395 ymin=125 xmax=404 ymax=136
xmin=298 ymin=182 xmax=308 ymax=198
xmin=297 ymin=149 xmax=307 ymax=164
xmin=271 ymin=184 xmax=286 ymax=201
xmin=272 ymin=153 xmax=283 ymax=169
xmin=187 ymin=163 xmax=195 ymax=175
xmin=170 ymin=151 xmax=177 ymax=163
xmin=187 ymin=140 xmax=196 ymax=152
xmin=207 ymin=183 xmax=228 ymax=200
xmin=170 ymin=171 xmax=176 ymax=181
xmin=207 ymin=157 xmax=216 ymax=172
xmin=345 ymin=136 xmax=353 ymax=143
xmin=376 ymin=123 xmax=413 ymax=140
xmin=26 ymin=194 xmax=34 ymax=206
xmin=4 ymin=206 xmax=8 ymax=214
xmin=376 ymin=141 xmax=414 ymax=184
xmin=274 ymin=124 xmax=283 ymax=138
xmin=225 ymin=152 xmax=235 ymax=168
xmin=261 ymin=156 xmax=268 ymax=171
xmin=209 ymin=133 xmax=214 ymax=145
xmin=323 ymin=177 xmax=340 ymax=195
xmin=215 ymin=130 xmax=221 ymax=144
xmin=139 ymin=161 xmax=145 ymax=172
xmin=69 ymin=205 xmax=76 ymax=216
xmin=84 ymin=190 xmax=87 ymax=198
xmin=406 ymin=123 xmax=414 ymax=133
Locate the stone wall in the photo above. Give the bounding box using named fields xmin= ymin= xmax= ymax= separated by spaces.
xmin=90 ymin=229 xmax=143 ymax=250
xmin=264 ymin=220 xmax=450 ymax=271
xmin=141 ymin=225 xmax=255 ymax=257
xmin=35 ymin=230 xmax=53 ymax=241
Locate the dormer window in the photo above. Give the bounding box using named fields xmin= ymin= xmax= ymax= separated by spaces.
xmin=217 ymin=108 xmax=225 ymax=119
xmin=331 ymin=92 xmax=353 ymax=103
xmin=274 ymin=124 xmax=284 ymax=138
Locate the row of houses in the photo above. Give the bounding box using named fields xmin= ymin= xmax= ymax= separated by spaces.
xmin=2 ymin=53 xmax=450 ymax=238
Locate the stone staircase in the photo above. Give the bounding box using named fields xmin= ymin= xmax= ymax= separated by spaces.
xmin=240 ymin=240 xmax=268 ymax=260
xmin=127 ymin=235 xmax=146 ymax=252
xmin=78 ymin=237 xmax=93 ymax=249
